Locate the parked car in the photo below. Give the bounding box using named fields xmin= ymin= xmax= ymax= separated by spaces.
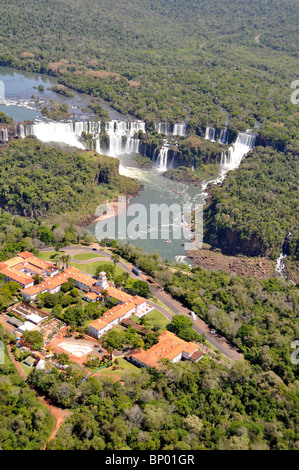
xmin=132 ymin=267 xmax=140 ymax=276
xmin=210 ymin=329 xmax=217 ymax=335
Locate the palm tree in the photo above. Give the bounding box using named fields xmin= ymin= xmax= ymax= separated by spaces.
xmin=59 ymin=253 xmax=71 ymax=269
xmin=52 ymin=251 xmax=63 ymax=266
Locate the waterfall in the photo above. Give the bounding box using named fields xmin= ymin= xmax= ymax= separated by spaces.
xmin=202 ymin=131 xmax=256 ymax=189
xmin=276 ymin=232 xmax=292 ymax=277
xmin=219 ymin=127 xmax=229 ymax=144
xmin=276 ymin=253 xmax=287 ymax=276
xmin=220 ymin=149 xmax=228 ymax=166
xmin=24 ymin=121 xmax=86 ymax=148
xmin=205 ymin=126 xmax=216 ymax=141
xmin=155 ymin=122 xmax=187 ymax=136
xmin=96 ymin=120 xmax=145 ymax=156
xmin=152 ymin=148 xmax=158 ymax=163
xmin=22 ymin=120 xmax=146 ymax=156
xmin=156 ymin=144 xmax=170 ymax=171
xmin=19 ymin=124 xmax=25 ymax=139
xmin=220 ymin=132 xmax=256 ymax=172
xmin=173 ymin=123 xmax=187 ymax=137
xmin=169 ymin=153 xmax=176 ymax=169
xmin=155 ymin=122 xmax=171 ymax=135
xmin=0 ymin=128 xmax=8 ymax=141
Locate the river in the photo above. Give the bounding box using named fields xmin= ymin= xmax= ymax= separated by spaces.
xmin=0 ymin=66 xmax=258 ymax=265
xmin=0 ymin=66 xmax=209 ymax=263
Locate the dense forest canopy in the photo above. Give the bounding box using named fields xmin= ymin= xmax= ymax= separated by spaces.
xmin=0 ymin=0 xmax=298 ymax=141
xmin=29 ymin=353 xmax=299 ymax=450
xmin=0 ymin=1 xmax=298 ymax=452
xmin=110 ymin=240 xmax=299 ymax=383
xmin=0 ymin=326 xmax=54 ymax=450
xmin=204 ymin=142 xmax=299 ymax=270
xmin=0 ymin=138 xmax=140 ymax=222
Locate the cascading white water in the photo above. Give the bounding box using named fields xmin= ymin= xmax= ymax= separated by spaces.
xmin=22 ymin=120 xmax=146 ymax=156
xmin=155 ymin=122 xmax=187 ymax=136
xmin=205 ymin=126 xmax=216 ymax=141
xmin=173 ymin=123 xmax=187 ymax=137
xmin=0 ymin=128 xmax=8 ymax=141
xmin=202 ymin=131 xmax=256 ymax=189
xmin=19 ymin=124 xmax=25 ymax=139
xmin=155 ymin=122 xmax=172 ymax=135
xmin=219 ymin=127 xmax=229 ymax=144
xmin=152 ymin=148 xmax=158 ymax=163
xmin=220 ymin=132 xmax=256 ymax=172
xmin=24 ymin=121 xmax=86 ymax=148
xmin=169 ymin=153 xmax=176 ymax=169
xmin=156 ymin=145 xmax=170 ymax=171
xmin=96 ymin=120 xmax=145 ymax=156
xmin=276 ymin=232 xmax=292 ymax=277
xmin=276 ymin=253 xmax=287 ymax=276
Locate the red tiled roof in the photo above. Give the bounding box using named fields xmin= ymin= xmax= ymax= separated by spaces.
xmin=89 ymin=318 xmax=107 ymax=331
xmin=22 ymin=271 xmax=71 ymax=296
xmin=89 ymin=301 xmax=137 ymax=330
xmin=189 ymin=350 xmax=204 ymax=361
xmin=18 ymin=251 xmax=34 ymax=259
xmin=25 ymin=256 xmax=57 ymax=271
xmin=84 ymin=292 xmax=101 ymax=301
xmin=0 ymin=267 xmax=34 ymax=287
xmin=3 ymin=256 xmax=23 ymax=268
xmin=129 ymin=330 xmax=199 ymax=368
xmin=23 ymin=262 xmax=43 ymax=274
xmin=64 ymin=267 xmax=96 ymax=288
xmin=92 ymin=284 xmax=146 ymax=307
xmin=22 ymin=266 xmax=96 ymax=297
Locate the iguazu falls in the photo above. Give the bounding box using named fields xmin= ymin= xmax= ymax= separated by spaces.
xmin=0 ymin=0 xmax=298 ymax=454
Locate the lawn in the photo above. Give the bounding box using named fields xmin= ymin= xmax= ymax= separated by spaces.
xmin=21 ymin=362 xmax=33 ymax=375
xmin=37 ymin=252 xmax=122 ymax=277
xmin=72 ymin=253 xmax=105 ymax=261
xmin=96 ymin=356 xmax=141 ymax=379
xmin=138 ymin=309 xmax=170 ymax=332
xmin=0 ymin=342 xmax=16 ymax=372
xmin=38 ymin=251 xmax=60 ymax=262
xmin=70 ymin=260 xmax=125 ymax=276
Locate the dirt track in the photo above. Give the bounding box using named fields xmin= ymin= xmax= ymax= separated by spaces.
xmin=6 ymin=343 xmax=71 ymax=449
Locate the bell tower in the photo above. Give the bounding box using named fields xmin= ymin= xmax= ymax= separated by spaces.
xmin=98 ymin=271 xmax=109 ymax=289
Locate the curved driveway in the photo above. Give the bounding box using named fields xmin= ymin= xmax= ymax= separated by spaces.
xmin=41 ymin=245 xmax=243 ymax=361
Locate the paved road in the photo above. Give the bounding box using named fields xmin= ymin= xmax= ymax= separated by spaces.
xmin=41 ymin=245 xmax=243 ymax=361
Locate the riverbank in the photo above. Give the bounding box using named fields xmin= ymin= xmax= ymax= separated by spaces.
xmin=163 ymin=164 xmax=220 ymax=187
xmin=187 ymin=247 xmax=276 ymax=279
xmin=0 ymin=137 xmax=143 ymax=229
xmin=81 ymin=190 xmax=142 ymax=227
